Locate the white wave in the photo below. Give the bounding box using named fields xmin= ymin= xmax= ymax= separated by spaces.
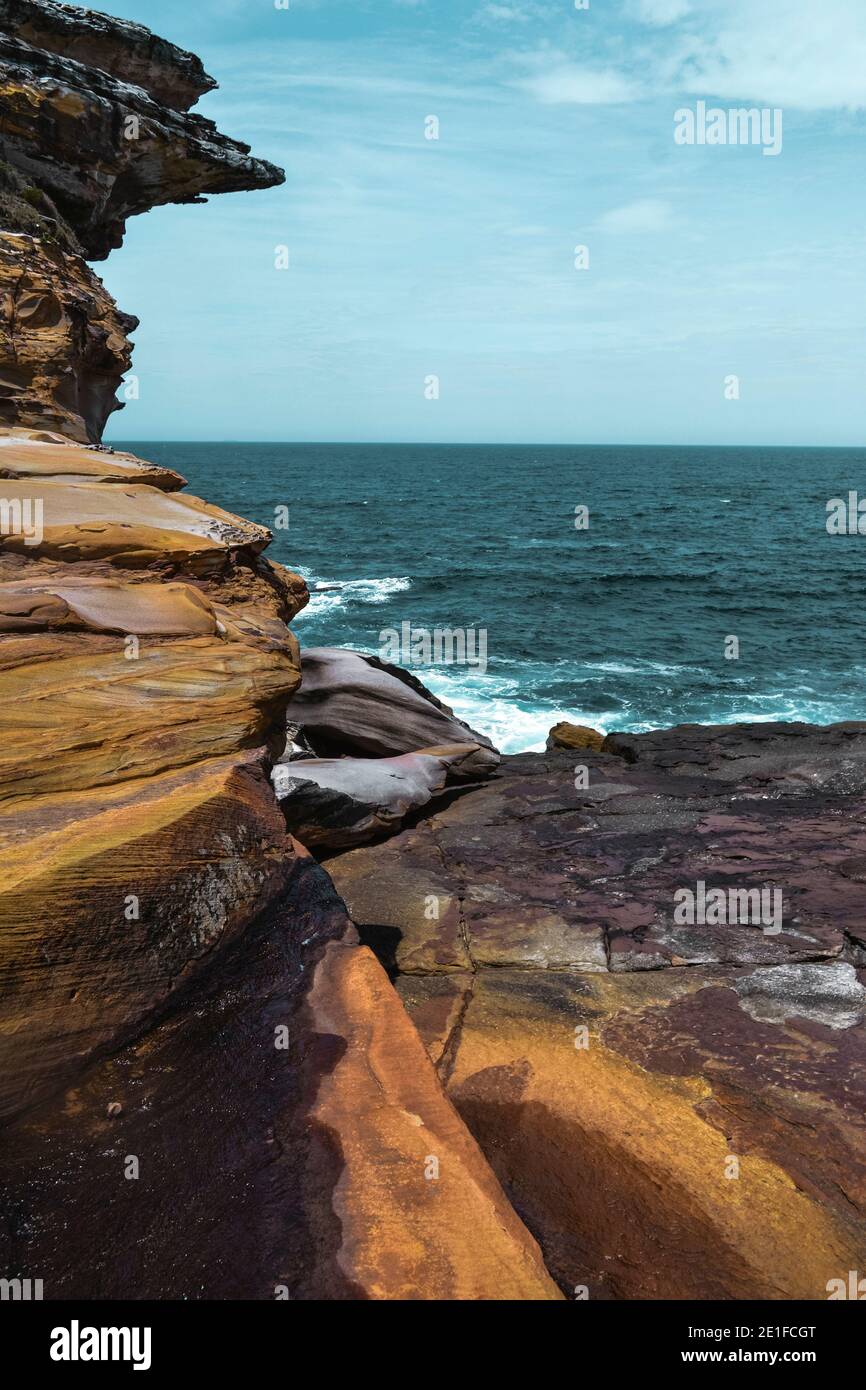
xmin=418 ymin=667 xmax=616 ymax=754
xmin=296 ymin=575 xmax=411 ymax=619
xmin=583 ymin=659 xmax=702 ymax=677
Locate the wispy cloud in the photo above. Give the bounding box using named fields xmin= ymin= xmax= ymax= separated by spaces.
xmin=475 ymin=1 xmax=551 ymax=21
xmin=598 ymin=199 xmax=672 ymax=234
xmin=630 ymin=0 xmax=693 ymax=26
xmin=513 ymin=59 xmax=636 ymax=105
xmin=100 ymin=0 xmax=866 ymax=445
xmin=667 ymin=0 xmax=866 ymax=110
xmin=509 ymin=0 xmax=866 ymax=111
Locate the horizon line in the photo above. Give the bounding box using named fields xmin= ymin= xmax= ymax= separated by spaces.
xmin=108 ymin=438 xmax=866 ymax=450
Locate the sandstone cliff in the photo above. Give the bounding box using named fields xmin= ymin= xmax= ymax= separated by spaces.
xmin=0 ymin=1 xmax=560 ymax=1302
xmin=0 ymin=0 xmax=282 ymax=442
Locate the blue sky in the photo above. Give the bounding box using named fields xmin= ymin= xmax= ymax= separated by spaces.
xmin=82 ymin=0 xmax=866 ymax=444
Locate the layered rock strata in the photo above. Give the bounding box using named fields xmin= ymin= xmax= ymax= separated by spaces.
xmin=0 ymin=428 xmax=308 ymax=1117
xmin=0 ymin=0 xmax=282 ymax=441
xmin=6 ymin=1 xmax=864 ymax=1306
xmin=0 ymin=1 xmax=558 ymax=1302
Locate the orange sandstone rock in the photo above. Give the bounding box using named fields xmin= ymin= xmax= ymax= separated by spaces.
xmin=336 ymin=741 xmax=866 ymax=1300
xmin=0 ymin=857 xmax=561 ymax=1300
xmin=0 ymin=750 xmax=297 ymax=1118
xmin=0 ymin=429 xmax=186 ymax=488
xmin=302 ymin=936 xmax=563 ymax=1300
xmin=0 ymin=234 xmax=136 ymax=443
xmin=0 ymin=576 xmax=217 ymax=634
xmin=0 ymin=473 xmax=272 ymax=570
xmin=0 ymin=2 xmax=565 ymax=1306
xmin=546 ymin=720 xmax=605 ymax=751
xmin=0 ymin=428 xmax=307 ymax=1123
xmin=443 ymin=968 xmax=866 ymax=1301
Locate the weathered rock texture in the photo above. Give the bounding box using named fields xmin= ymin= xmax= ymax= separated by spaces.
xmin=327 ymin=726 xmax=866 ymax=1299
xmin=0 ymin=0 xmax=216 ymax=109
xmin=0 ymin=0 xmax=283 ymax=441
xmin=0 ymin=429 xmax=309 ymax=1117
xmin=0 ymin=3 xmax=562 ymax=1304
xmin=0 ymin=848 xmax=559 ymax=1300
xmin=8 ymin=1 xmax=862 ymax=1307
xmin=0 ymin=14 xmax=282 ymax=261
xmin=0 ymin=236 xmax=136 ymax=442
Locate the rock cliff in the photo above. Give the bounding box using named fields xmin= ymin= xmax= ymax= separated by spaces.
xmin=0 ymin=0 xmax=558 ymax=1302
xmin=0 ymin=0 xmax=282 ymax=441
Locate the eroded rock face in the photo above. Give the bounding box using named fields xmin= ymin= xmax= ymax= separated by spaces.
xmin=0 ymin=20 xmax=283 ymax=261
xmin=0 ymin=750 xmax=298 ymax=1118
xmin=441 ymin=966 xmax=866 ymax=1301
xmin=0 ymin=430 xmax=310 ymax=1116
xmin=288 ymin=646 xmax=499 ymax=761
xmin=0 ymin=234 xmax=136 ymax=442
xmin=0 ymin=0 xmax=284 ymax=441
xmin=0 ymin=0 xmax=216 ymax=109
xmin=0 ymin=849 xmax=560 ymax=1300
xmin=327 ymin=729 xmax=866 ymax=1298
xmin=0 ymin=428 xmax=185 ymax=486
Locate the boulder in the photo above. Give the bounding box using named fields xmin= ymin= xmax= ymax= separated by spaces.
xmin=287 ymin=646 xmax=499 ymax=761
xmin=547 ymin=720 xmax=605 ymax=751
xmin=272 ymin=743 xmax=488 ymax=849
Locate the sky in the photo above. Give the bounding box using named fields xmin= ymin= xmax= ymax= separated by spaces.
xmin=76 ymin=0 xmax=866 ymax=445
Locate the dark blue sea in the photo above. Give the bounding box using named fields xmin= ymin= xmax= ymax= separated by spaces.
xmin=118 ymin=443 xmax=866 ymax=753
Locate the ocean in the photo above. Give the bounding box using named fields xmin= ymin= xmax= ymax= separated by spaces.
xmin=118 ymin=442 xmax=866 ymax=754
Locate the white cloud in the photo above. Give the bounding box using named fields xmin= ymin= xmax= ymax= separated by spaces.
xmin=597 ymin=199 xmax=672 ymax=233
xmin=481 ymin=3 xmax=532 ymax=18
xmin=631 ymin=0 xmax=692 ymax=24
xmin=673 ymin=0 xmax=866 ymax=109
xmin=515 ymin=61 xmax=636 ymax=104
xmin=476 ymin=1 xmax=551 ymax=19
